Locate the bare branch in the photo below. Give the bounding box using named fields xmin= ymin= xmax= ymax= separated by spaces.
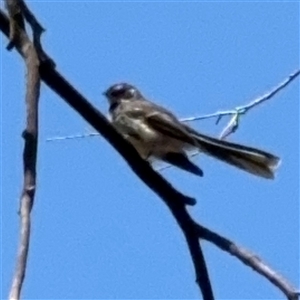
xmin=195 ymin=223 xmax=300 ymax=300
xmin=4 ymin=1 xmax=41 ymax=300
xmin=181 ymin=69 xmax=300 ymax=138
xmin=18 ymin=0 xmax=53 ymax=65
xmin=219 ymin=112 xmax=239 ymax=140
xmin=18 ymin=0 xmax=44 ymax=34
xmin=46 ymin=132 xmax=100 ymax=142
xmin=182 ymin=69 xmax=300 ymax=123
xmin=5 ymin=0 xmax=25 ymax=50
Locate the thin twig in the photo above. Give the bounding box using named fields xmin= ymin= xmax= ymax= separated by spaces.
xmin=18 ymin=0 xmax=44 ymax=33
xmin=181 ymin=69 xmax=300 ymax=139
xmin=181 ymin=69 xmax=300 ymax=123
xmin=5 ymin=1 xmax=41 ymax=300
xmin=195 ymin=223 xmax=300 ymax=300
xmin=219 ymin=112 xmax=239 ymax=140
xmin=18 ymin=0 xmax=54 ymax=65
xmin=46 ymin=132 xmax=100 ymax=141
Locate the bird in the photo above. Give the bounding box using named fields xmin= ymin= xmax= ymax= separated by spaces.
xmin=103 ymin=83 xmax=280 ymax=180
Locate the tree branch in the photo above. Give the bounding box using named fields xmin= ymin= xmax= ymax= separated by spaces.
xmin=4 ymin=1 xmax=41 ymax=300
xmin=195 ymin=223 xmax=299 ymax=300
xmin=181 ymin=69 xmax=300 ymax=139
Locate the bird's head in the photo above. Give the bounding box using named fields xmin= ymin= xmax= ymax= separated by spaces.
xmin=103 ymin=83 xmax=142 ymax=105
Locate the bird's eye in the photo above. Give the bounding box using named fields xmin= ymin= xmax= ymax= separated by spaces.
xmin=110 ymin=87 xmax=136 ymax=99
xmin=127 ymin=88 xmax=136 ymax=97
xmin=110 ymin=87 xmax=126 ymax=97
xmin=106 ymin=84 xmax=137 ymax=99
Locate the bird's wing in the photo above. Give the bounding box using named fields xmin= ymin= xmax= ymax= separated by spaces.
xmin=144 ymin=108 xmax=196 ymax=145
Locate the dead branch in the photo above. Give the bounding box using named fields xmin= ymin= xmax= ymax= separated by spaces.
xmin=181 ymin=69 xmax=300 ymax=139
xmin=4 ymin=0 xmax=41 ymax=299
xmin=195 ymin=223 xmax=300 ymax=300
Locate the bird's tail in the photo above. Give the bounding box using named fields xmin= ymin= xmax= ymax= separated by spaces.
xmin=188 ymin=130 xmax=280 ymax=179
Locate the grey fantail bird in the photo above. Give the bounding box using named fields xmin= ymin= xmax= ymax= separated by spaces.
xmin=104 ymin=83 xmax=280 ymax=180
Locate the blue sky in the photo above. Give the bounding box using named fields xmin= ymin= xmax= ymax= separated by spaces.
xmin=1 ymin=2 xmax=299 ymax=299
